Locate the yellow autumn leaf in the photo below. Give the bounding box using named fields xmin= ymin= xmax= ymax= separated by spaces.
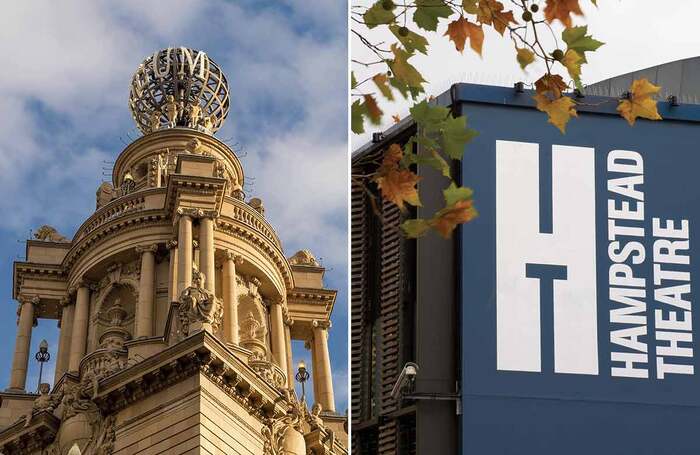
xmin=430 ymin=199 xmax=478 ymax=238
xmin=533 ymin=93 xmax=578 ymax=133
xmin=516 ymin=48 xmax=535 ymax=70
xmin=373 ymin=73 xmax=394 ymax=101
xmin=561 ymin=49 xmax=582 ymax=81
xmin=617 ymin=78 xmax=662 ymax=126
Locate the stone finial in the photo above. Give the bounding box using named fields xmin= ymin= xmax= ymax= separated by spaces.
xmin=33 ymin=225 xmax=69 ymax=243
xmin=288 ymin=249 xmax=320 ymax=267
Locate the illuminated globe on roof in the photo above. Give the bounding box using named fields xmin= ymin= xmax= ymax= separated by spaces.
xmin=128 ymin=47 xmax=230 ymax=135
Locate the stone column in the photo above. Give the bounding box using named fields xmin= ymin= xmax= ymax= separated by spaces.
xmin=69 ymin=284 xmax=91 ymax=373
xmin=312 ymin=320 xmax=335 ymax=412
xmin=54 ymin=297 xmax=75 ymax=383
xmin=199 ymin=216 xmax=215 ymax=293
xmin=177 ymin=212 xmax=193 ymax=295
xmin=284 ymin=318 xmax=294 ymax=389
xmin=167 ymin=240 xmax=178 ymax=302
xmin=269 ymin=298 xmax=289 ymax=379
xmin=135 ymin=243 xmax=158 ymax=338
xmin=8 ymin=296 xmax=37 ymax=391
xmin=222 ymin=251 xmax=242 ymax=345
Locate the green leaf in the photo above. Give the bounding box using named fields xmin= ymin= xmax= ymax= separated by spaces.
xmin=351 ymin=71 xmax=358 ymax=90
xmin=389 ymin=44 xmax=426 ymax=90
xmin=410 ymin=100 xmax=450 ymax=132
xmin=351 ymin=99 xmax=366 ymax=134
xmin=439 ymin=115 xmax=478 ymax=159
xmin=363 ymin=0 xmax=396 ymax=28
xmin=443 ymin=182 xmax=474 ymax=206
xmin=401 ymin=218 xmax=431 ymax=237
xmin=373 ymin=74 xmax=394 ymax=101
xmin=462 ymin=0 xmax=478 ymax=14
xmin=413 ymin=0 xmax=452 ymax=31
xmin=389 ymin=77 xmax=423 ymax=99
xmin=403 ymin=150 xmax=451 ymax=177
xmin=562 ymin=26 xmax=604 ymax=63
xmin=516 ymin=47 xmax=535 ymax=70
xmin=389 ymin=25 xmax=429 ymax=54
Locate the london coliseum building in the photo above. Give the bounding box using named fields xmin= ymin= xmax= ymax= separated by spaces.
xmin=0 ymin=48 xmax=346 ymax=455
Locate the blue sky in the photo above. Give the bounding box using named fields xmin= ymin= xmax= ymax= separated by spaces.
xmin=0 ymin=1 xmax=348 ymax=411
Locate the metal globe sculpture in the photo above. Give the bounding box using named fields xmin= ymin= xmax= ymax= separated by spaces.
xmin=128 ymin=47 xmax=230 ymax=135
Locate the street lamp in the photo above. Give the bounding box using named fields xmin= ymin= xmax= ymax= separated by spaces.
xmin=295 ymin=360 xmax=310 ymax=402
xmin=35 ymin=339 xmax=50 ymax=393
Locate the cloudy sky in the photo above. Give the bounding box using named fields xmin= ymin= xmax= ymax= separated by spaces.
xmin=352 ymin=0 xmax=700 ymax=146
xmin=0 ymin=1 xmax=348 ymax=411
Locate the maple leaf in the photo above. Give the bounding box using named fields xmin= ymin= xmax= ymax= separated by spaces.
xmin=392 ymin=114 xmax=401 ymax=124
xmin=373 ymin=73 xmax=394 ymax=101
xmin=516 ymin=48 xmax=535 ymax=70
xmin=383 ymin=143 xmax=404 ymax=166
xmin=351 ymin=99 xmax=366 ymax=134
xmin=431 ymin=199 xmax=478 ymax=238
xmin=374 ymin=167 xmax=422 ymax=211
xmin=389 ymin=44 xmax=427 ymax=90
xmin=535 ymin=73 xmax=568 ymax=98
xmin=363 ymin=0 xmax=396 ymax=28
xmin=444 ymin=17 xmax=484 ymax=55
xmin=462 ymin=0 xmax=479 ymax=14
xmin=402 ymin=218 xmax=431 ymax=237
xmin=363 ymin=94 xmax=382 ymax=124
xmin=443 ymin=182 xmax=474 ymax=206
xmin=413 ymin=0 xmax=452 ymax=31
xmin=562 ymin=25 xmax=603 ymax=63
xmin=617 ymin=78 xmax=663 ymax=126
xmin=533 ymin=93 xmax=578 ymax=133
xmin=389 ymin=25 xmax=429 ymax=54
xmin=561 ymin=49 xmax=583 ymax=88
xmin=544 ymin=0 xmax=583 ymax=28
xmin=477 ymin=0 xmax=517 ymax=35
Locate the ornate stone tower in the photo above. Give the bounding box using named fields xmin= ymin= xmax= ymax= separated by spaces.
xmin=0 ymin=47 xmax=346 ymax=455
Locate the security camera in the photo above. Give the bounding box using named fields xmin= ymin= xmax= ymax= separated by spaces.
xmin=391 ymin=362 xmax=419 ymax=402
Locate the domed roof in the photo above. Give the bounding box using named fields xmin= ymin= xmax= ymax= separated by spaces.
xmin=128 ymin=47 xmax=230 ymax=135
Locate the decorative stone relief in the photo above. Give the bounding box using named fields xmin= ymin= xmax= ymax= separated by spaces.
xmin=33 ymin=225 xmax=69 ymax=242
xmin=21 ymin=383 xmax=60 ymax=428
xmin=178 ymin=268 xmax=223 ymax=337
xmin=96 ymin=182 xmax=117 ymax=209
xmin=261 ymin=399 xmax=306 ymax=455
xmin=288 ymin=249 xmax=320 ymax=267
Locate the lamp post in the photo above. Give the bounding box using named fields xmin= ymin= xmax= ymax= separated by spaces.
xmin=295 ymin=360 xmax=310 ymax=402
xmin=35 ymin=339 xmax=50 ymax=393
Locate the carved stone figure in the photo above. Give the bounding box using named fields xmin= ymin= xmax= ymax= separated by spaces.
xmin=22 ymin=383 xmax=58 ymax=428
xmin=184 ymin=138 xmax=203 ymax=154
xmin=178 ymin=268 xmax=223 ymax=336
xmin=165 ymin=94 xmax=178 ymax=127
xmin=288 ymin=249 xmax=320 ymax=267
xmin=249 ymin=197 xmax=265 ymax=215
xmin=201 ymin=114 xmax=214 ymax=133
xmin=261 ymin=401 xmax=306 ymax=455
xmin=95 ymin=182 xmax=116 ymax=209
xmin=34 ymin=225 xmax=69 ymax=242
xmin=308 ymin=403 xmax=325 ymax=430
xmin=149 ymin=110 xmax=161 ymax=132
xmin=188 ymin=104 xmax=202 ymax=128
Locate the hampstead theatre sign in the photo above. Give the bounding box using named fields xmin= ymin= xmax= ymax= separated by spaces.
xmin=459 ymin=101 xmax=700 ymax=406
xmin=496 ymin=141 xmax=692 ymax=381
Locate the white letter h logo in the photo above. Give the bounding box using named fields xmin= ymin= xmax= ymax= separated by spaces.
xmin=496 ymin=140 xmax=598 ymax=375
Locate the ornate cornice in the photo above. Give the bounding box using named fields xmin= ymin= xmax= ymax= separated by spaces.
xmin=0 ymin=410 xmax=60 ymax=454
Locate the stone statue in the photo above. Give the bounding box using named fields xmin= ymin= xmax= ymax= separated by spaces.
xmin=185 ymin=138 xmax=203 ymax=154
xmin=95 ymin=182 xmax=116 ymax=209
xmin=149 ymin=110 xmax=161 ymax=132
xmin=242 ymin=311 xmax=261 ymax=340
xmin=22 ymin=383 xmax=58 ymax=428
xmin=188 ymin=103 xmax=202 ymax=128
xmin=34 ymin=225 xmax=69 ymax=242
xmin=165 ymin=94 xmax=178 ymax=127
xmin=288 ymin=249 xmax=320 ymax=267
xmin=308 ymin=403 xmax=325 ymax=430
xmin=249 ymin=198 xmax=265 ymax=215
xmin=201 ymin=114 xmax=214 ymax=133
xmin=178 ymin=268 xmax=223 ymax=336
